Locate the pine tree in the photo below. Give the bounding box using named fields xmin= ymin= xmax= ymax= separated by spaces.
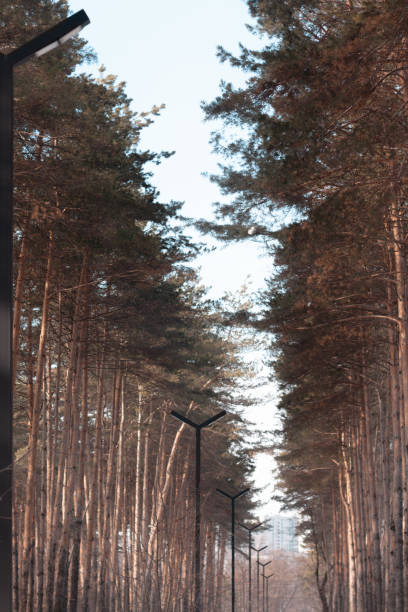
xmin=203 ymin=0 xmax=408 ymax=609
xmin=10 ymin=2 xmax=261 ymax=609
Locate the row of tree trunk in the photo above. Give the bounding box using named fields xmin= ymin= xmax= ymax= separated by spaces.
xmin=7 ymin=2 xmax=258 ymax=606
xmin=12 ymin=221 xmax=243 ymax=610
xmin=12 ymin=254 xmax=232 ymax=610
xmin=302 ymin=201 xmax=408 ymax=612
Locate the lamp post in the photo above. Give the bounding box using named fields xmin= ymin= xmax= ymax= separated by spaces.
xmin=259 ymin=560 xmax=272 ymax=612
xmin=239 ymin=521 xmax=263 ymax=612
xmin=171 ymin=410 xmax=226 ymax=612
xmin=265 ymin=573 xmax=274 ymax=612
xmin=0 ymin=10 xmax=89 ymax=609
xmin=251 ymin=544 xmax=267 ymax=612
xmin=235 ymin=545 xmax=249 ymax=609
xmin=216 ymin=487 xmax=249 ymax=612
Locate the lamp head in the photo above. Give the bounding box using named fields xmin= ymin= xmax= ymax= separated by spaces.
xmin=8 ymin=9 xmax=90 ymax=66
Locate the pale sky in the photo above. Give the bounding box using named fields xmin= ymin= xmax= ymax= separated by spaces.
xmin=68 ymin=0 xmax=284 ymax=516
xmin=68 ymin=0 xmax=274 ymax=294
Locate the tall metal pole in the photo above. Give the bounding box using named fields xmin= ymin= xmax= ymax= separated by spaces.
xmin=265 ymin=573 xmax=273 ymax=612
xmin=262 ymin=564 xmax=265 ymax=612
xmin=240 ymin=522 xmax=263 ymax=612
xmin=251 ymin=545 xmax=267 ymax=612
xmin=216 ymin=487 xmax=249 ymax=612
xmin=232 ymin=497 xmax=235 ymax=611
xmin=195 ymin=427 xmax=200 ymax=611
xmin=171 ymin=410 xmax=226 ymax=612
xmin=247 ymin=529 xmax=251 ymax=612
xmin=259 ymin=560 xmax=271 ymax=612
xmin=267 ymin=577 xmax=269 ymax=612
xmin=0 ymin=12 xmax=89 ymax=609
xmin=0 ymin=56 xmax=13 ymax=611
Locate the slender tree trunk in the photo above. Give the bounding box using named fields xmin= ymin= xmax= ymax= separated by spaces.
xmin=68 ymin=272 xmax=89 ymax=612
xmin=109 ymin=365 xmax=125 ymax=612
xmin=215 ymin=527 xmax=227 ymax=612
xmin=338 ymin=448 xmax=356 ymax=612
xmin=52 ymin=253 xmax=88 ymax=610
xmin=361 ymin=376 xmax=383 ymax=610
xmin=390 ymin=198 xmax=408 ymax=607
xmin=12 ymin=214 xmax=30 ymax=394
xmin=20 ymin=232 xmax=54 ymax=612
xmin=82 ymin=321 xmax=107 ymax=612
xmin=132 ymin=383 xmax=143 ymax=612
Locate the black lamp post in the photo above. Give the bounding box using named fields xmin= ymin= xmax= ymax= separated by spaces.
xmin=216 ymin=487 xmax=249 ymax=612
xmin=239 ymin=521 xmax=263 ymax=612
xmin=0 ymin=10 xmax=89 ymax=609
xmin=171 ymin=409 xmax=226 ymax=612
xmin=251 ymin=544 xmax=267 ymax=612
xmin=265 ymin=573 xmax=274 ymax=612
xmin=259 ymin=560 xmax=272 ymax=612
xmin=235 ymin=545 xmax=249 ymax=608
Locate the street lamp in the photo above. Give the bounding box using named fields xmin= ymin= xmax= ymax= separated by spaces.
xmin=258 ymin=560 xmax=272 ymax=612
xmin=265 ymin=573 xmax=274 ymax=612
xmin=0 ymin=9 xmax=90 ymax=609
xmin=216 ymin=486 xmax=249 ymax=612
xmin=171 ymin=409 xmax=226 ymax=612
xmin=239 ymin=521 xmax=263 ymax=612
xmin=251 ymin=544 xmax=267 ymax=612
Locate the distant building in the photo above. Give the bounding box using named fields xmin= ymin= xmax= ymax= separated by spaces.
xmin=267 ymin=515 xmax=299 ymax=553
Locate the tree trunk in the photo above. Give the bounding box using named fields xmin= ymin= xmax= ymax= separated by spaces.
xmin=20 ymin=232 xmax=54 ymax=612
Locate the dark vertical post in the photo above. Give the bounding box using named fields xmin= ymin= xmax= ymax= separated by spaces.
xmin=257 ymin=552 xmax=260 ymax=612
xmin=240 ymin=522 xmax=263 ymax=612
xmin=257 ymin=551 xmax=260 ymax=612
xmin=216 ymin=487 xmax=249 ymax=612
xmin=195 ymin=426 xmax=201 ymax=611
xmin=231 ymin=498 xmax=235 ymax=612
xmin=0 ymin=55 xmax=13 ymax=612
xmin=259 ymin=560 xmax=271 ymax=612
xmin=267 ymin=577 xmax=269 ymax=612
xmin=265 ymin=574 xmax=273 ymax=612
xmin=263 ymin=566 xmax=265 ymax=612
xmin=251 ymin=545 xmax=267 ymax=612
xmin=0 ymin=13 xmax=90 ymax=610
xmin=248 ymin=530 xmax=251 ymax=611
xmin=262 ymin=565 xmax=264 ymax=612
xmin=171 ymin=410 xmax=226 ymax=612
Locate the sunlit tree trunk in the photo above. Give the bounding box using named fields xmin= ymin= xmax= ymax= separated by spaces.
xmin=215 ymin=526 xmax=227 ymax=612
xmin=390 ymin=198 xmax=408 ymax=607
xmin=82 ymin=321 xmax=107 ymax=612
xmin=12 ymin=214 xmax=30 ymax=394
xmin=52 ymin=254 xmax=87 ymax=610
xmin=20 ymin=231 xmax=54 ymax=612
xmin=67 ymin=267 xmax=89 ymax=612
xmin=132 ymin=383 xmax=143 ymax=611
xmin=109 ymin=366 xmax=125 ymax=612
xmin=339 ymin=443 xmax=356 ymax=612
